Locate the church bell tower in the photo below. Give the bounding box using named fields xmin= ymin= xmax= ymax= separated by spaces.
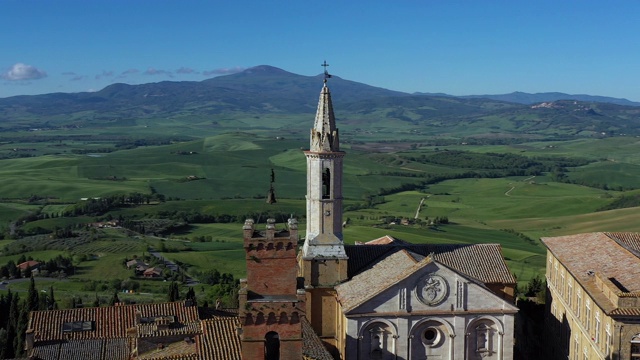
xmin=299 ymin=63 xmax=348 ymax=352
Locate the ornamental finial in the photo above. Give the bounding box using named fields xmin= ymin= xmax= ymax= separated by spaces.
xmin=321 ymin=60 xmax=332 ymax=83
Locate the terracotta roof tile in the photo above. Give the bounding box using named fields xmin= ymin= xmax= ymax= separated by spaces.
xmin=59 ymin=339 xmax=106 ymax=360
xmin=345 ymin=243 xmax=515 ymax=285
xmin=29 ymin=301 xmax=200 ymax=342
xmin=301 ymin=317 xmax=334 ymax=360
xmin=606 ymin=232 xmax=640 ymax=258
xmin=198 ymin=317 xmax=242 ymax=360
xmin=31 ymin=341 xmax=61 ymax=359
xmin=137 ymin=336 xmax=198 ymax=359
xmin=337 ymin=250 xmax=429 ymax=312
xmin=542 ymin=232 xmax=640 ymax=314
xmin=358 ymin=235 xmax=411 ymax=246
xmin=103 ymin=338 xmax=130 ymax=360
xmin=17 ymin=260 xmax=41 ymax=270
xmin=543 ymin=233 xmax=640 ymax=293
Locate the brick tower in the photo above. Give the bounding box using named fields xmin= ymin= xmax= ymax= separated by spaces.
xmin=239 ymin=218 xmax=305 ymax=360
xmin=299 ymin=69 xmax=348 ymax=353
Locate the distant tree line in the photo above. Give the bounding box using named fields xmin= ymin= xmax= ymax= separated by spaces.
xmin=120 ymin=218 xmax=187 ymax=237
xmin=64 ymin=192 xmax=166 ymax=217
xmin=405 ymin=151 xmax=591 ymax=176
xmin=70 ymin=148 xmax=114 ymax=154
xmin=155 ymin=209 xmax=297 ymax=225
xmin=363 ymin=151 xmax=597 ymax=198
xmin=597 ymin=194 xmax=640 ymax=211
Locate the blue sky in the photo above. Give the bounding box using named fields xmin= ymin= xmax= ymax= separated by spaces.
xmin=2 ymin=0 xmax=639 ymax=100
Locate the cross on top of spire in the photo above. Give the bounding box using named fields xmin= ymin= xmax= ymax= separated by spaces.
xmin=321 ymin=60 xmax=332 ymax=83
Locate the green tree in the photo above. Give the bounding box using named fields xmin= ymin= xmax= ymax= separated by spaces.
xmin=168 ymin=282 xmax=180 ymax=302
xmin=109 ymin=291 xmax=120 ymax=306
xmin=48 ymin=285 xmax=57 ymax=310
xmin=525 ymin=275 xmax=544 ymax=297
xmin=186 ymin=287 xmax=197 ymax=306
xmin=26 ymin=277 xmax=39 ymax=312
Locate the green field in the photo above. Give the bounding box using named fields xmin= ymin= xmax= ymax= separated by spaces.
xmin=1 ymin=133 xmax=640 ymax=295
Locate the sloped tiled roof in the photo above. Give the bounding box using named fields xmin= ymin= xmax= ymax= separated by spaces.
xmin=336 ymin=249 xmax=429 ymax=312
xmin=198 ymin=317 xmax=241 ymax=360
xmin=345 ymin=243 xmax=516 ymax=284
xmin=137 ymin=336 xmax=198 ymax=359
xmin=29 ymin=301 xmax=200 ymax=342
xmin=17 ymin=260 xmax=41 ymax=270
xmin=59 ymin=339 xmax=109 ymax=360
xmin=542 ymin=233 xmax=640 ymax=294
xmin=357 ymin=235 xmax=410 ymax=246
xmin=606 ymin=232 xmax=640 ymax=258
xmin=30 ymin=341 xmax=62 ymax=359
xmin=302 ymin=317 xmax=334 ymax=360
xmin=542 ymin=232 xmax=640 ymax=315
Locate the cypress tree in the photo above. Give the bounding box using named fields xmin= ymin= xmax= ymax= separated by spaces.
xmin=26 ymin=277 xmax=39 ymax=312
xmin=5 ymin=293 xmax=20 ymax=358
xmin=186 ymin=287 xmax=197 ymax=306
xmin=109 ymin=291 xmax=120 ymax=306
xmin=1 ymin=291 xmax=16 ymax=359
xmin=48 ymin=285 xmax=57 ymax=310
xmin=167 ymin=282 xmax=180 ymax=302
xmin=0 ymin=328 xmax=8 ymax=360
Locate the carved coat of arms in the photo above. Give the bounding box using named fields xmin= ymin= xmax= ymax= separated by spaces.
xmin=416 ymin=274 xmax=448 ymax=306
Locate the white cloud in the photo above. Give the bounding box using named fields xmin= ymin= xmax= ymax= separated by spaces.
xmin=1 ymin=63 xmax=47 ymax=81
xmin=143 ymin=68 xmax=173 ymax=77
xmin=95 ymin=70 xmax=114 ymax=80
xmin=203 ymin=66 xmax=246 ymax=76
xmin=176 ymin=67 xmax=198 ymax=74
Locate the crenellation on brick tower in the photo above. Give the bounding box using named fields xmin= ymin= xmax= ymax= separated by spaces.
xmin=239 ymin=218 xmax=305 ymax=360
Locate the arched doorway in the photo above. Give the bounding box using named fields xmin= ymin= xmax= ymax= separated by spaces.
xmin=265 ymin=331 xmax=280 ymax=360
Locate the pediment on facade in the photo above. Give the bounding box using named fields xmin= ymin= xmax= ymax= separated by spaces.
xmin=339 ymin=258 xmax=517 ymax=315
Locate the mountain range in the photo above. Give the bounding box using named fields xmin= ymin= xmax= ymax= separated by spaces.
xmin=1 ymin=65 xmax=640 ymax=138
xmin=416 ymin=91 xmax=640 ymax=107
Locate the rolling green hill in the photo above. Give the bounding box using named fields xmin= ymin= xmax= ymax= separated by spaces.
xmin=2 ymin=66 xmax=640 ymax=295
xmin=2 ymin=65 xmax=640 ymax=139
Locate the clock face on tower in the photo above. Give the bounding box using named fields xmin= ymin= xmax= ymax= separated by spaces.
xmin=415 ymin=273 xmax=448 ymax=306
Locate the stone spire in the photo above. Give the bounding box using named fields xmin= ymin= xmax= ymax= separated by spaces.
xmin=298 ymin=63 xmax=348 ymax=347
xmin=310 ymin=84 xmax=340 ymax=153
xmin=301 ymin=68 xmax=347 ymax=263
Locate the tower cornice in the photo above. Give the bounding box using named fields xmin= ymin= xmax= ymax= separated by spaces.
xmin=303 ymin=151 xmax=345 ymax=159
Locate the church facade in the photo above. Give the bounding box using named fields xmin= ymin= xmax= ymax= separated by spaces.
xmin=288 ymin=73 xmax=518 ymax=359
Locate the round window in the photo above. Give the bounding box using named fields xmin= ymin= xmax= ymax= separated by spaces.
xmin=424 ymin=329 xmax=437 ymax=341
xmin=422 ymin=327 xmax=441 ymax=346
